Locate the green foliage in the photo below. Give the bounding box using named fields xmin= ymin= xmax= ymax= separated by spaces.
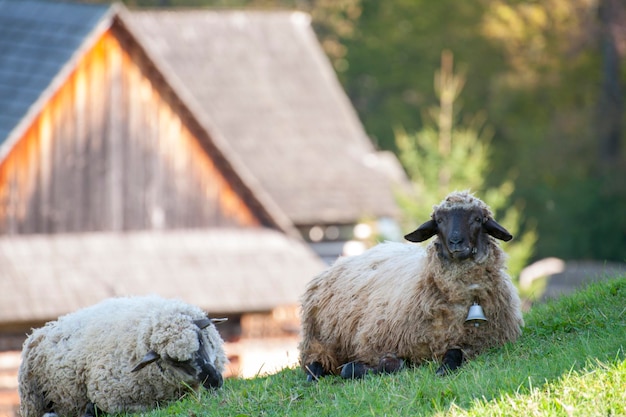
xmin=339 ymin=0 xmax=502 ymax=151
xmin=395 ymin=53 xmax=536 ymax=281
xmin=336 ymin=0 xmax=626 ymax=263
xmin=526 ymin=173 xmax=626 ymax=261
xmin=480 ymin=0 xmax=626 ymax=262
xmin=132 ymin=277 xmax=626 ymax=417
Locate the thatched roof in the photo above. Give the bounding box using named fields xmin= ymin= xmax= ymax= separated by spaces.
xmin=124 ymin=9 xmax=400 ymax=225
xmin=0 ymin=228 xmax=325 ymax=324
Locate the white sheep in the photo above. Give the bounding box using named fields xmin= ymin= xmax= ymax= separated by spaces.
xmin=299 ymin=191 xmax=524 ymax=379
xmin=18 ymin=295 xmax=228 ymax=417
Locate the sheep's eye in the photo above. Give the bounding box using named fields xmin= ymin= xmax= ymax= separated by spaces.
xmin=475 ymin=217 xmax=482 ymax=223
xmin=167 ymin=358 xmax=196 ymax=375
xmin=436 ymin=218 xmax=443 ymax=224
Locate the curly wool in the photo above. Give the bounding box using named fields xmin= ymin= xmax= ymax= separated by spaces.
xmin=19 ymin=296 xmax=227 ymax=417
xmin=432 ymin=190 xmax=494 ymax=216
xmin=299 ymin=192 xmax=523 ymax=374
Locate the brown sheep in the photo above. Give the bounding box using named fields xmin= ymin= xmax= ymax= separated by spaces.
xmin=299 ymin=191 xmax=524 ymax=380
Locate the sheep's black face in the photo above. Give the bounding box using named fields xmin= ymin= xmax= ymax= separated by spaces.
xmin=194 ymin=335 xmax=223 ymax=389
xmin=169 ymin=331 xmax=223 ymax=389
xmin=131 ymin=330 xmax=223 ymax=390
xmin=435 ymin=208 xmax=484 ymax=261
xmin=404 ymin=207 xmax=512 ymax=262
xmin=151 ymin=350 xmax=222 ymax=390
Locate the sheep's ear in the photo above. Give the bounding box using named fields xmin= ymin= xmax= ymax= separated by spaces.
xmin=194 ymin=318 xmax=212 ymax=329
xmin=483 ymin=218 xmax=513 ymax=241
xmin=131 ymin=351 xmax=160 ymax=372
xmin=404 ymin=219 xmax=438 ymax=242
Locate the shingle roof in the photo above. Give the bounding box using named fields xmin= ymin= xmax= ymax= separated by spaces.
xmin=125 ymin=10 xmax=400 ymax=225
xmin=0 ymin=0 xmax=112 ymax=146
xmin=0 ymin=228 xmax=325 ymax=323
xmin=0 ymin=1 xmax=401 ymax=228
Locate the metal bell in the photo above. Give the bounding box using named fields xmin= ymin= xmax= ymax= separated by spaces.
xmin=465 ymin=302 xmax=487 ymax=327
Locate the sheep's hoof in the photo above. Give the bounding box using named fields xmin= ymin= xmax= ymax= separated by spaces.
xmin=376 ymin=354 xmax=405 ymax=374
xmin=340 ymin=362 xmax=372 ymax=379
xmin=305 ymin=361 xmax=327 ymax=382
xmin=435 ymin=348 xmax=464 ymax=376
xmin=82 ymin=402 xmax=98 ymax=417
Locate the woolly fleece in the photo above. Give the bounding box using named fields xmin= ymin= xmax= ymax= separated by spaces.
xmin=19 ymin=296 xmax=227 ymax=417
xmin=299 ymin=191 xmax=524 ymax=374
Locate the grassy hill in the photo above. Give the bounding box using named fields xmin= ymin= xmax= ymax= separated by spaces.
xmin=142 ymin=277 xmax=626 ymax=417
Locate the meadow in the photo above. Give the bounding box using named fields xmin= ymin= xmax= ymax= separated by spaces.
xmin=142 ymin=276 xmax=626 ymax=417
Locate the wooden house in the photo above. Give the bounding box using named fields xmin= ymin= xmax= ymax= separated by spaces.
xmin=125 ymin=9 xmax=404 ymax=261
xmin=0 ymin=1 xmax=403 ymax=260
xmin=0 ymin=1 xmax=296 ymax=235
xmin=0 ymin=1 xmax=402 ymax=414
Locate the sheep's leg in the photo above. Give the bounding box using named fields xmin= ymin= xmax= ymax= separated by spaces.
xmin=340 ymin=362 xmax=374 ymax=379
xmin=375 ymin=354 xmax=405 ymax=374
xmin=82 ymin=402 xmax=98 ymax=417
xmin=435 ymin=348 xmax=464 ymax=376
xmin=305 ymin=361 xmax=329 ymax=382
xmin=341 ymin=355 xmax=405 ymax=379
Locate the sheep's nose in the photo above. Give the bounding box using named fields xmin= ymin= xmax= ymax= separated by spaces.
xmin=448 ymin=235 xmax=464 ymax=246
xmin=199 ymin=363 xmax=223 ymax=389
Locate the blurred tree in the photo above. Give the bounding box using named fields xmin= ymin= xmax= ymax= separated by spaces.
xmin=339 ymin=0 xmax=504 ymax=151
xmin=396 ymin=52 xmax=537 ymax=282
xmin=482 ymin=0 xmax=626 ymax=261
xmin=597 ymin=0 xmax=624 ymax=166
xmin=481 ymin=0 xmax=603 ymax=172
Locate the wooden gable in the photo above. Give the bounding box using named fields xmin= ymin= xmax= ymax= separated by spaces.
xmin=0 ymin=17 xmax=279 ymax=234
xmin=127 ymin=10 xmax=402 ymax=227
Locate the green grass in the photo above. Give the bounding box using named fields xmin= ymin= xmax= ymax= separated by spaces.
xmin=139 ymin=276 xmax=626 ymax=417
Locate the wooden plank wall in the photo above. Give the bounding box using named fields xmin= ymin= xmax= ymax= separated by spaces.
xmin=0 ymin=28 xmax=262 ymax=234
